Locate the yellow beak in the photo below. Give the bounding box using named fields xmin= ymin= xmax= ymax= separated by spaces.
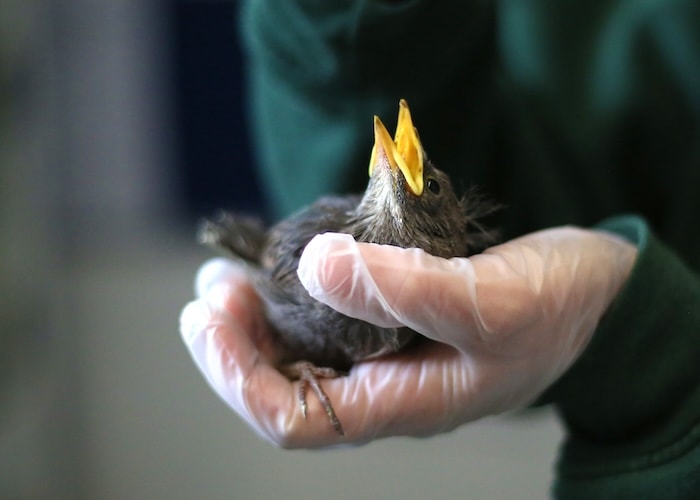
xmin=368 ymin=99 xmax=424 ymax=196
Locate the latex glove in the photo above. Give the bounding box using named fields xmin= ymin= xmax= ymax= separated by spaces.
xmin=180 ymin=227 xmax=636 ymax=448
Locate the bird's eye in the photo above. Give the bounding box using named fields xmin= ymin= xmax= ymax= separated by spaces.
xmin=426 ymin=178 xmax=440 ymax=195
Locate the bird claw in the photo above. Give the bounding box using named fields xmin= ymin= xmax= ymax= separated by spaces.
xmin=281 ymin=361 xmax=345 ymax=437
xmin=298 ymin=380 xmax=308 ymax=419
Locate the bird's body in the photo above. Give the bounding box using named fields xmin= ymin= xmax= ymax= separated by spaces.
xmin=258 ymin=194 xmax=413 ymax=371
xmin=199 ymin=100 xmax=491 ymax=435
xmin=202 ymin=161 xmax=485 ymax=368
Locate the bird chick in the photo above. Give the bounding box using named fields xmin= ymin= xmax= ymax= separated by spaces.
xmin=199 ymin=100 xmax=490 ymax=437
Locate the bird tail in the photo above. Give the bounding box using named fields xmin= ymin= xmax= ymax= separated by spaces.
xmin=198 ymin=212 xmax=267 ymax=265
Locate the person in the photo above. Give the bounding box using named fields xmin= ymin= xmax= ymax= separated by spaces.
xmin=179 ymin=2 xmax=700 ymax=497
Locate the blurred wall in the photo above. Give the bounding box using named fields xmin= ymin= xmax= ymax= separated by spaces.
xmin=1 ymin=1 xmax=79 ymax=497
xmin=1 ymin=0 xmax=174 ymax=497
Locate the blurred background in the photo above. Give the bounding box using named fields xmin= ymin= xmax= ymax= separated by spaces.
xmin=1 ymin=1 xmax=562 ymax=498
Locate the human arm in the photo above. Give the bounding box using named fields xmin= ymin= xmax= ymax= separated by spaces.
xmin=180 ymin=215 xmax=700 ymax=497
xmin=298 ymin=215 xmax=700 ymax=497
xmin=539 ymin=217 xmax=700 ymax=498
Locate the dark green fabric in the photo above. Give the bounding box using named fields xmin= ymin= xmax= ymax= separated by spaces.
xmin=542 ymin=216 xmax=700 ymax=498
xmin=239 ymin=1 xmax=700 ymax=497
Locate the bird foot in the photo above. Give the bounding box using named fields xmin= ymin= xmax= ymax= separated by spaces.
xmin=279 ymin=361 xmax=345 ymax=437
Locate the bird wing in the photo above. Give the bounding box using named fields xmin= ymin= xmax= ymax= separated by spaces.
xmin=260 ymin=195 xmax=361 ymax=304
xmin=198 ymin=212 xmax=267 ymax=265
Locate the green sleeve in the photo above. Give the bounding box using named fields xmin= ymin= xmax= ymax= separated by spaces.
xmin=241 ymin=0 xmax=700 ymax=229
xmin=537 ymin=216 xmax=700 ymax=498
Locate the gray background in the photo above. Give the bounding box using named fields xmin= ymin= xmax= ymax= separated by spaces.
xmin=1 ymin=1 xmax=562 ymax=498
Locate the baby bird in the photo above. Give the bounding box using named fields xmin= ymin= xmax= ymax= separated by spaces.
xmin=199 ymin=100 xmax=490 ymax=436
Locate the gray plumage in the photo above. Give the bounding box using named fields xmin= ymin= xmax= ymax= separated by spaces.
xmin=199 ymin=159 xmax=490 ymax=371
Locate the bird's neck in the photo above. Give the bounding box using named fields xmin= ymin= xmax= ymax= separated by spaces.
xmin=350 ymin=192 xmax=406 ymax=245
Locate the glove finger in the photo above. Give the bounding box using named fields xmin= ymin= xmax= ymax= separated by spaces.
xmin=250 ymin=341 xmax=479 ymax=449
xmin=195 ymin=257 xmax=250 ymax=298
xmin=297 ymin=233 xmax=506 ymax=347
xmin=180 ymin=282 xmax=262 ymax=402
xmin=180 ymin=279 xmax=301 ymax=445
xmin=298 ymin=233 xmax=401 ymax=329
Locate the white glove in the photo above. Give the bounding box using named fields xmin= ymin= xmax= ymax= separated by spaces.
xmin=180 ymin=227 xmax=637 ymax=448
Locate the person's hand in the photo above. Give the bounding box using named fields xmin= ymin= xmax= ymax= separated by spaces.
xmin=179 ymin=226 xmax=637 ymax=448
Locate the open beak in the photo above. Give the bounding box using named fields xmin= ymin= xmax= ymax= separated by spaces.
xmin=368 ymin=99 xmax=424 ymax=196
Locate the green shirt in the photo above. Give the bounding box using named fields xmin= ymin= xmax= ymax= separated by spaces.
xmin=240 ymin=1 xmax=700 ymax=497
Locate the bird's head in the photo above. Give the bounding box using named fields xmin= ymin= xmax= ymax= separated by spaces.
xmin=353 ymin=100 xmax=474 ymax=257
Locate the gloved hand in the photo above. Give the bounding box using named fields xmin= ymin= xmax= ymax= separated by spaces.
xmin=179 ymin=226 xmax=637 ymax=448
